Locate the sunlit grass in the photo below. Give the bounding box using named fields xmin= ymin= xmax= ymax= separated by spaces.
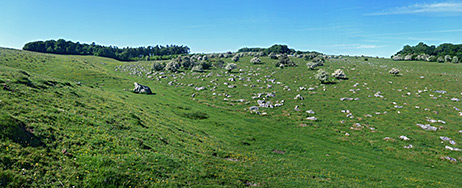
xmin=1 ymin=48 xmax=462 ymax=187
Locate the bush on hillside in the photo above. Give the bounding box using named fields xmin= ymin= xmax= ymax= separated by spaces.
xmin=315 ymin=69 xmax=329 ymax=83
xmin=197 ymin=61 xmax=212 ymax=70
xmin=178 ymin=56 xmax=193 ymax=69
xmin=152 ymin=62 xmax=165 ymax=71
xmin=212 ymin=60 xmax=225 ymax=68
xmin=275 ymin=54 xmax=296 ymax=67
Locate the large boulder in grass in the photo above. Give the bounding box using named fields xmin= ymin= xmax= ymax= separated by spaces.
xmin=164 ymin=61 xmax=180 ymax=72
xmin=232 ymin=55 xmax=239 ymax=62
xmin=404 ymin=54 xmax=413 ymax=61
xmin=392 ymin=55 xmax=404 ymax=61
xmin=332 ymin=69 xmax=346 ymax=79
xmin=445 ymin=55 xmax=452 ymax=62
xmin=250 ymin=57 xmax=261 ymax=64
xmin=133 ymin=82 xmax=152 ymax=94
xmin=452 ymin=56 xmax=459 ymax=63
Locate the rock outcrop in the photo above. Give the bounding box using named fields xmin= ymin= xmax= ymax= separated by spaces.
xmin=133 ymin=82 xmax=152 ymax=94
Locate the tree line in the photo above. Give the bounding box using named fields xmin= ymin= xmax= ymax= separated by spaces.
xmin=23 ymin=39 xmax=190 ymax=61
xmin=395 ymin=42 xmax=462 ymax=59
xmin=238 ymin=44 xmax=296 ymax=55
xmin=237 ymin=44 xmax=321 ymax=56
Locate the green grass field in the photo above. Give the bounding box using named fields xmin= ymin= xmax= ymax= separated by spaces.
xmin=1 ymin=47 xmax=462 ymax=187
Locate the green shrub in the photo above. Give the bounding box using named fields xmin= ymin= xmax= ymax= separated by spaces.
xmin=275 ymin=54 xmax=296 ymax=67
xmin=213 ymin=60 xmax=225 ymax=68
xmin=315 ymin=69 xmax=329 ymax=83
xmin=152 ymin=62 xmax=164 ymax=71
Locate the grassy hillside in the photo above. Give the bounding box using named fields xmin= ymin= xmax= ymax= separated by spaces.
xmin=1 ymin=47 xmax=462 ymax=187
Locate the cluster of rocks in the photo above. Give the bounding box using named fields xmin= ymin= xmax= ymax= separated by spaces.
xmin=115 ymin=63 xmax=149 ymax=76
xmin=126 ymin=53 xmax=462 ymax=164
xmin=392 ymin=54 xmax=459 ymax=63
xmin=275 ymin=54 xmax=296 ymax=68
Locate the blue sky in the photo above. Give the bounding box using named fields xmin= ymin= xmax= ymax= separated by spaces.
xmin=1 ymin=0 xmax=462 ymax=57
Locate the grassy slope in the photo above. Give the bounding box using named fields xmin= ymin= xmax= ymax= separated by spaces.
xmin=1 ymin=47 xmax=462 ymax=187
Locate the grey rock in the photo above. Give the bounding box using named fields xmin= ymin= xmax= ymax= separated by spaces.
xmin=444 ymin=156 xmax=457 ymax=162
xmin=133 ymin=82 xmax=152 ymax=94
xmin=294 ymin=94 xmax=304 ymax=100
xmin=266 ymin=93 xmax=276 ymax=98
xmin=434 ymin=90 xmax=447 ymax=94
xmin=403 ymin=144 xmax=413 ymax=149
xmin=306 ymin=116 xmax=317 ymax=121
xmin=306 ymin=110 xmax=315 ymax=114
xmin=249 ymin=106 xmax=259 ymax=111
xmin=417 ymin=123 xmax=437 ymax=131
xmin=195 ymin=86 xmax=206 ymax=91
xmin=445 ymin=146 xmax=462 ymax=151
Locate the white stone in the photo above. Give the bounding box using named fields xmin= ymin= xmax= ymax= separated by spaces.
xmin=399 ymin=136 xmax=410 ymax=141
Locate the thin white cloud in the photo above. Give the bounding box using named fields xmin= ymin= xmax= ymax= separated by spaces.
xmin=299 ymin=25 xmax=347 ymax=31
xmin=359 ymin=29 xmax=462 ymax=37
xmin=368 ymin=2 xmax=462 ymax=15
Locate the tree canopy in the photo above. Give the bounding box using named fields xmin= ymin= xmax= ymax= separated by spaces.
xmin=238 ymin=44 xmax=296 ymax=55
xmin=395 ymin=42 xmax=462 ymax=59
xmin=23 ymin=39 xmax=190 ymax=61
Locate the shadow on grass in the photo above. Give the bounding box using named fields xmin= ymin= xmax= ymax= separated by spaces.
xmin=131 ymin=91 xmax=156 ymax=95
xmin=0 ymin=113 xmax=45 ymax=147
xmin=321 ymin=81 xmax=337 ymax=85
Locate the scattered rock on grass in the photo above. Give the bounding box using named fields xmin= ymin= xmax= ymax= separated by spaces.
xmin=133 ymin=82 xmax=152 ymax=94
